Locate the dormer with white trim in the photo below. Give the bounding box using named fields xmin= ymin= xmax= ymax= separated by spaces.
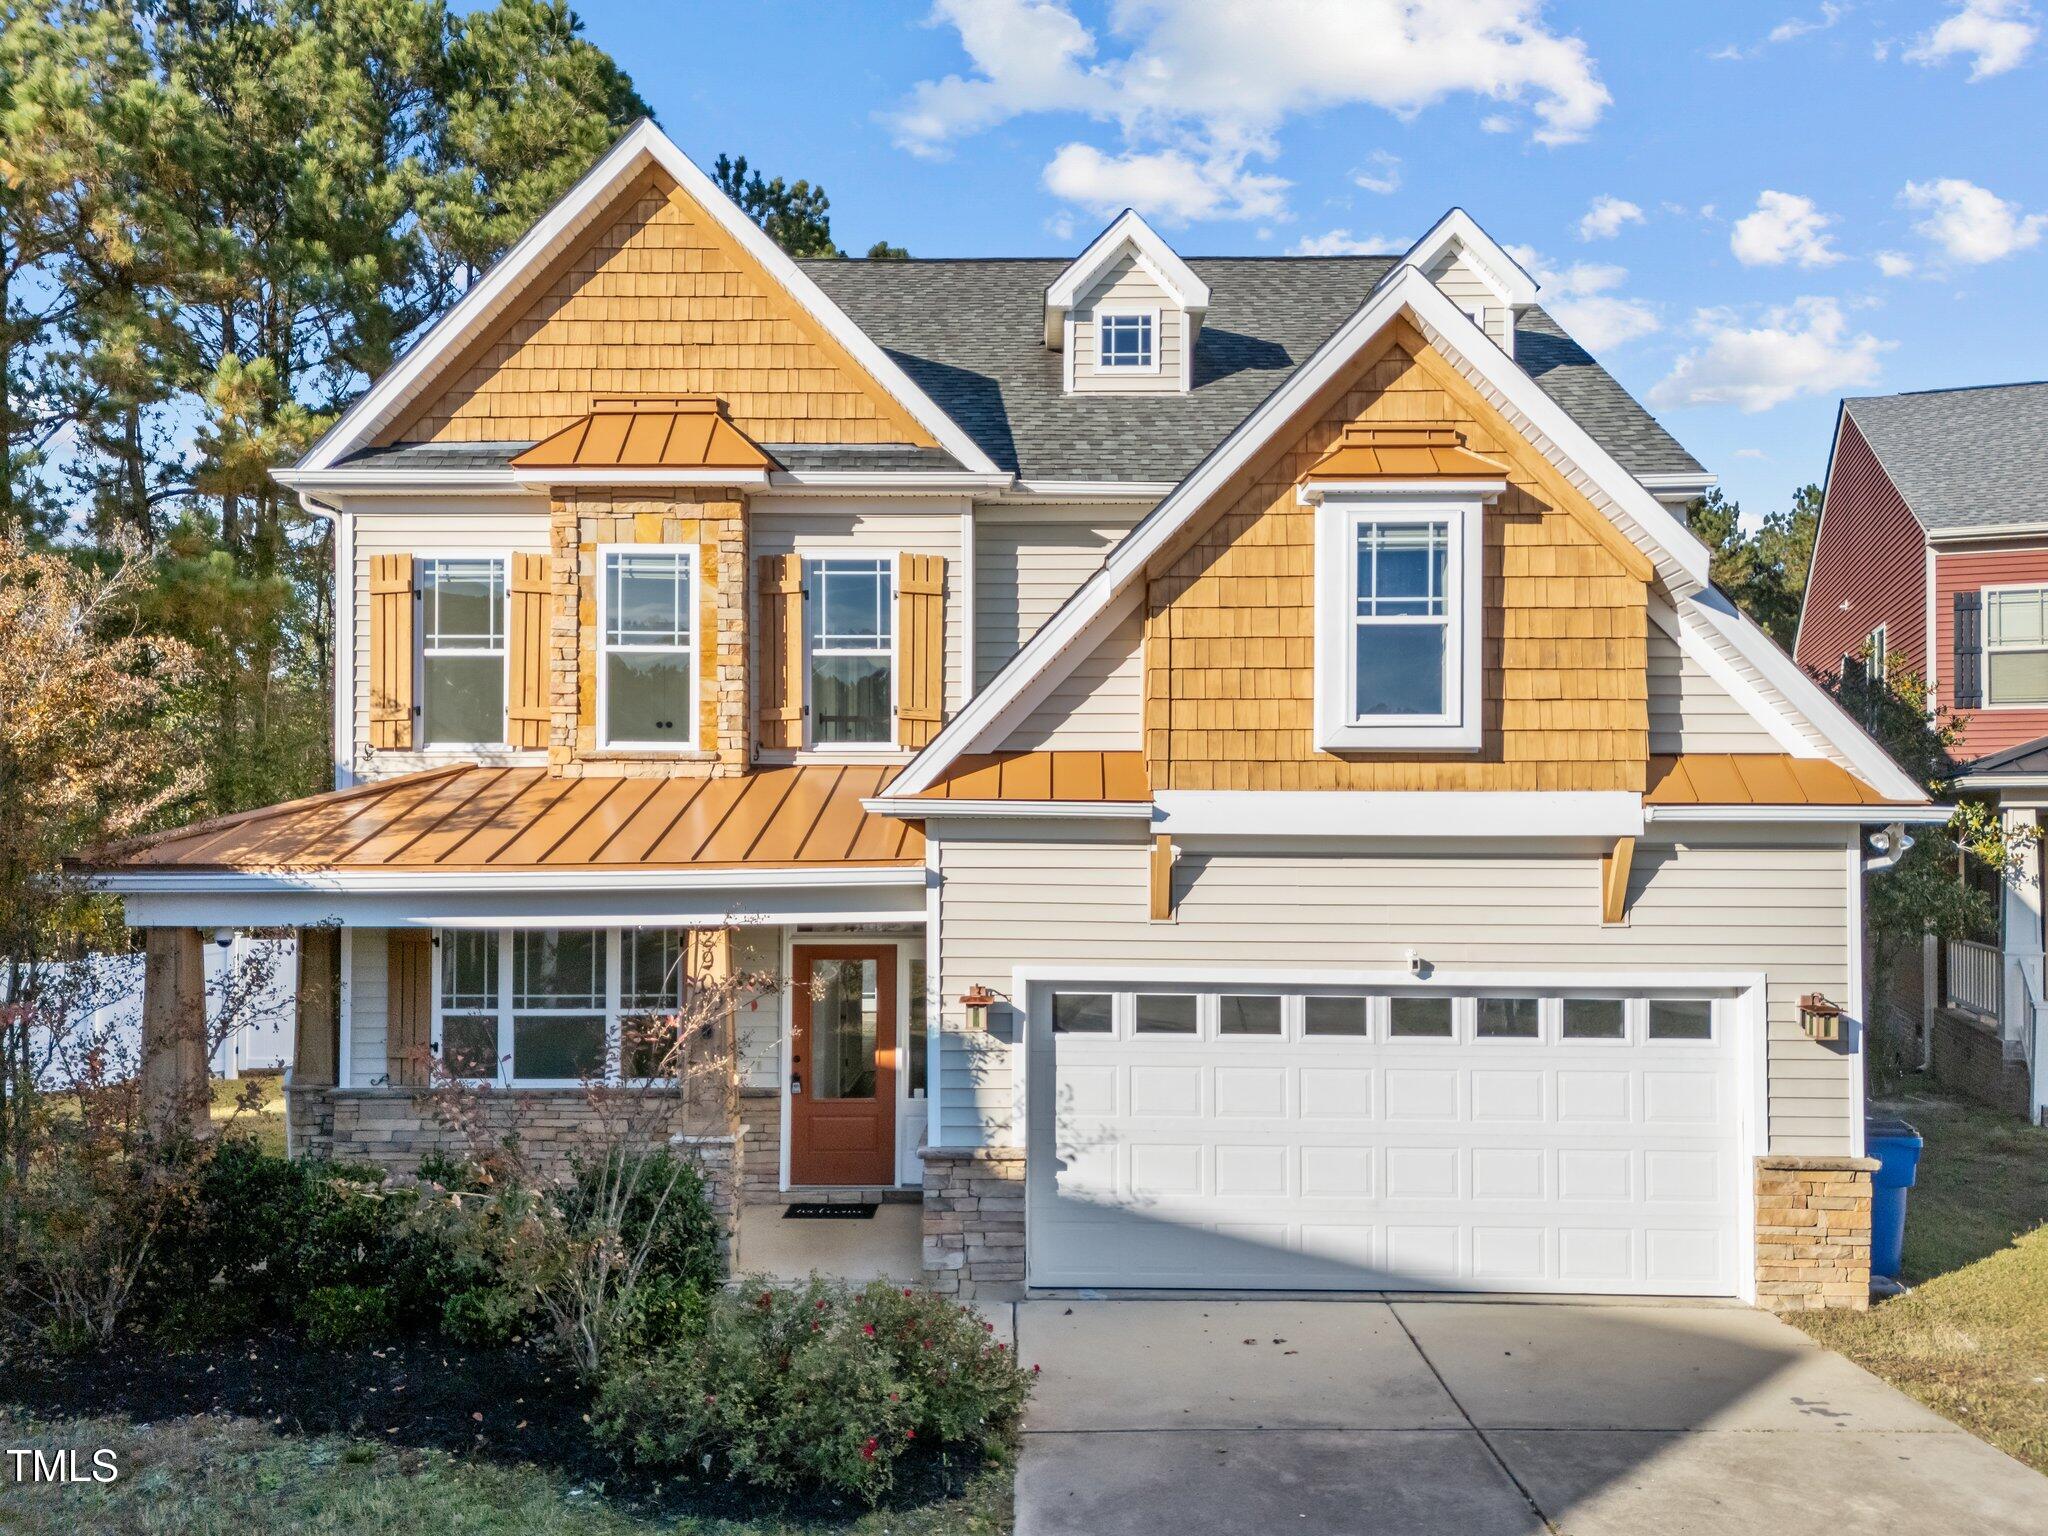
xmin=1401 ymin=209 xmax=1537 ymax=359
xmin=1045 ymin=210 xmax=1210 ymax=396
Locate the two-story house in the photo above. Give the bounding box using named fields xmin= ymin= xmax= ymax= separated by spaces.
xmin=1796 ymin=382 xmax=2048 ymax=1122
xmin=91 ymin=122 xmax=1937 ymax=1311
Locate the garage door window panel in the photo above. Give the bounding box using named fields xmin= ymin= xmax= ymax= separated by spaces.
xmin=1303 ymin=996 xmax=1370 ymax=1038
xmin=1647 ymin=998 xmax=1715 ymax=1041
xmin=1561 ymin=998 xmax=1627 ymax=1042
xmin=1134 ymin=994 xmax=1198 ymax=1035
xmin=1218 ymin=995 xmax=1282 ymax=1036
xmin=1389 ymin=996 xmax=1454 ymax=1039
xmin=1476 ymin=996 xmax=1541 ymax=1040
xmin=1052 ymin=992 xmax=1114 ymax=1035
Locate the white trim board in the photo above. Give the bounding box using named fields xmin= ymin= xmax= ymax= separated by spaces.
xmin=1154 ymin=791 xmax=1645 ymax=839
xmin=292 ymin=120 xmax=999 ymax=479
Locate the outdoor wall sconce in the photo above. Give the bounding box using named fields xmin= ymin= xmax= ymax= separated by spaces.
xmin=1799 ymin=992 xmax=1843 ymax=1042
xmin=959 ymin=985 xmax=997 ymax=1031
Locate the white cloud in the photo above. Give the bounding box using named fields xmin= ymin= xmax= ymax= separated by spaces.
xmin=1506 ymin=246 xmax=1660 ymax=350
xmin=1900 ymin=177 xmax=2047 ymax=263
xmin=1650 ymin=298 xmax=1890 ymax=413
xmin=891 ymin=0 xmax=1612 ymax=221
xmin=1730 ymin=190 xmax=1844 ymax=267
xmin=1904 ymin=1 xmax=2038 ymax=80
xmin=1479 ymin=113 xmax=1516 ymax=133
xmin=1290 ymin=228 xmax=1403 ymax=256
xmin=1873 ymin=249 xmax=1916 ymax=276
xmin=1354 ymin=151 xmax=1402 ymax=195
xmin=1712 ymin=3 xmax=1849 ymax=60
xmin=1578 ymin=194 xmax=1644 ymax=241
xmin=1733 ymin=447 xmax=1770 ymax=459
xmin=1042 ymin=142 xmax=1289 ymax=222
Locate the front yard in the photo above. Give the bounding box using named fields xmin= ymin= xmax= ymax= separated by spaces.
xmin=1789 ymin=1089 xmax=2048 ymax=1473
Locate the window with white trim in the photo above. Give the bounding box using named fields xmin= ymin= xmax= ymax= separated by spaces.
xmin=1097 ymin=310 xmax=1155 ymax=370
xmin=599 ymin=548 xmax=696 ymax=748
xmin=419 ymin=556 xmax=506 ymax=747
xmin=1985 ymin=586 xmax=2048 ymax=705
xmin=1313 ymin=495 xmax=1485 ymax=750
xmin=433 ymin=927 xmax=687 ymax=1086
xmin=806 ymin=557 xmax=894 ymax=744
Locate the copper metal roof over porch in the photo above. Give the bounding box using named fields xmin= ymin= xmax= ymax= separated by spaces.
xmin=88 ymin=764 xmax=923 ymax=876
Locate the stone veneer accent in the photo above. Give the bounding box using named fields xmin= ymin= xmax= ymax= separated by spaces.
xmin=1755 ymin=1155 xmax=1877 ymax=1312
xmin=739 ymin=1087 xmax=783 ymax=1201
xmin=921 ymin=1145 xmax=1026 ymax=1298
xmin=286 ymin=1087 xmax=739 ymax=1259
xmin=547 ymin=488 xmax=749 ymax=776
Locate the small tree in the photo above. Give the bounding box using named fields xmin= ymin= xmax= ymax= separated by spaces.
xmin=711 ymin=153 xmax=838 ymax=257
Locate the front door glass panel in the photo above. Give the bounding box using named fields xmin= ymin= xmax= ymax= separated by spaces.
xmin=810 ymin=957 xmax=879 ymax=1100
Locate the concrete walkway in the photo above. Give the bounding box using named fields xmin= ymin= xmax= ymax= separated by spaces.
xmin=1010 ymin=1298 xmax=2048 ymax=1536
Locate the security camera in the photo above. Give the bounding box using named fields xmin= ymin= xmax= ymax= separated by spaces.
xmin=1405 ymin=948 xmax=1425 ymax=976
xmin=212 ymin=928 xmax=234 ymax=949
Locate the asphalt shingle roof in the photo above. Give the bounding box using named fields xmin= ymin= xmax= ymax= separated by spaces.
xmin=1844 ymin=382 xmax=2048 ymax=534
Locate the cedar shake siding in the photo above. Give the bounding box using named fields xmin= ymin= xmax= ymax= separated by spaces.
xmin=1935 ymin=544 xmax=2048 ymax=756
xmin=1798 ymin=415 xmax=1927 ymax=687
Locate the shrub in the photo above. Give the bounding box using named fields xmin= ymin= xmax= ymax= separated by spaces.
xmin=440 ymin=1285 xmax=526 ymax=1346
xmin=593 ymin=1278 xmax=1031 ymax=1503
xmin=302 ymin=1283 xmax=392 ymax=1347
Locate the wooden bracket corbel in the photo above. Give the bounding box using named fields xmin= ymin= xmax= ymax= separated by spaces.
xmin=1600 ymin=835 xmax=1636 ymax=926
xmin=1150 ymin=834 xmax=1177 ymax=922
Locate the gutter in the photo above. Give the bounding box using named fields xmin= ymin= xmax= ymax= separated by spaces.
xmin=90 ymin=865 xmax=929 ymax=897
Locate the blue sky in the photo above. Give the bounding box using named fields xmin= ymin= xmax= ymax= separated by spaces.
xmin=558 ymin=1 xmax=2048 ymax=522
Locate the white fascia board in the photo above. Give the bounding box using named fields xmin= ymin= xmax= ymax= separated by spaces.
xmin=1012 ymin=962 xmax=1766 ymax=994
xmin=1043 ymin=209 xmax=1209 ymax=346
xmin=274 ymin=467 xmax=526 ymax=497
xmin=1638 ymin=472 xmax=1716 ymax=495
xmin=509 ymin=467 xmax=772 ymax=490
xmin=1401 ymin=209 xmax=1539 ymax=308
xmin=96 ymin=865 xmax=926 ymax=896
xmin=888 ymin=264 xmax=1712 ymax=799
xmin=997 ymin=480 xmax=1176 ymax=503
xmin=1951 ymin=773 xmax=2048 ymax=796
xmin=767 ymin=471 xmax=1013 ymax=494
xmin=295 ymin=121 xmax=996 ymax=478
xmin=862 ymin=798 xmax=1151 ymax=821
xmin=1298 ymin=479 xmax=1506 ymax=503
xmin=1155 ymin=791 xmax=1643 ymax=840
xmin=1926 ymin=521 xmax=2048 ymax=545
xmin=119 ymin=886 xmax=926 ymax=930
xmin=1644 ymin=804 xmax=1950 ymax=825
xmin=1680 ymin=588 xmax=1931 ymax=805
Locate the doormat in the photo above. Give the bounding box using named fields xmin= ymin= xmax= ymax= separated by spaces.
xmin=783 ymin=1203 xmax=878 ymax=1220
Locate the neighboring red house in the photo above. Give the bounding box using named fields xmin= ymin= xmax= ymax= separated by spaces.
xmin=1798 ymin=381 xmax=2048 ymax=760
xmin=1798 ymin=380 xmax=2048 ymax=1125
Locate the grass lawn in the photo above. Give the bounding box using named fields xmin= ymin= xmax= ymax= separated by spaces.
xmin=1789 ymin=1089 xmax=2048 ymax=1474
xmin=210 ymin=1070 xmax=287 ymax=1156
xmin=0 ymin=1410 xmax=1014 ymax=1535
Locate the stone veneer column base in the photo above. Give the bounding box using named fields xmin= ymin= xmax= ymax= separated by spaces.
xmin=1755 ymin=1155 xmax=1878 ymax=1313
xmin=921 ymin=1145 xmax=1026 ymax=1300
xmin=738 ymin=1087 xmax=783 ymax=1203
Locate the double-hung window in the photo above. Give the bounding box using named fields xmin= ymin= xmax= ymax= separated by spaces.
xmin=1311 ymin=491 xmax=1487 ymax=750
xmin=1985 ymin=586 xmax=2048 ymax=706
xmin=807 ymin=557 xmax=894 ymax=745
xmin=1097 ymin=310 xmax=1157 ymax=371
xmin=600 ymin=548 xmax=696 ymax=748
xmin=512 ymin=929 xmax=607 ymax=1083
xmin=419 ymin=556 xmax=506 ymax=747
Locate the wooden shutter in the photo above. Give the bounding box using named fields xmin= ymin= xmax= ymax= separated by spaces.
xmin=507 ymin=552 xmax=551 ymax=750
xmin=368 ymin=554 xmax=415 ymax=751
xmin=292 ymin=928 xmax=340 ymax=1088
xmin=896 ymin=553 xmax=946 ymax=749
xmin=758 ymin=554 xmax=805 ymax=750
xmin=386 ymin=930 xmax=432 ymax=1088
xmin=1954 ymin=590 xmax=1983 ymax=709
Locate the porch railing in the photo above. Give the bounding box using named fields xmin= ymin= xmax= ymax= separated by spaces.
xmin=1945 ymin=938 xmax=2003 ymax=1020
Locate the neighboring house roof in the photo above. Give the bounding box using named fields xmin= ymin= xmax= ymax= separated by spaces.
xmin=84 ymin=764 xmax=921 ymax=874
xmin=1644 ymin=753 xmax=1915 ymax=808
xmin=1842 ymin=381 xmax=2048 ymax=534
xmin=800 ymin=256 xmax=1702 ymax=484
xmin=1951 ymin=731 xmax=2048 ymax=778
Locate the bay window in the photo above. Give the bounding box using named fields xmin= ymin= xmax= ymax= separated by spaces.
xmin=599 ymin=548 xmax=697 ymax=748
xmin=806 ymin=557 xmax=894 ymax=744
xmin=1986 ymin=586 xmax=2048 ymax=706
xmin=433 ymin=927 xmax=689 ymax=1086
xmin=419 ymin=556 xmax=507 ymax=747
xmin=1309 ymin=488 xmax=1490 ymax=751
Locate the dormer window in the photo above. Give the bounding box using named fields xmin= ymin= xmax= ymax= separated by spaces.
xmin=1352 ymin=518 xmax=1454 ymax=717
xmin=1098 ymin=310 xmax=1157 ymax=371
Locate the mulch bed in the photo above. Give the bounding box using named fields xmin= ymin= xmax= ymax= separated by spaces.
xmin=0 ymin=1331 xmax=988 ymax=1522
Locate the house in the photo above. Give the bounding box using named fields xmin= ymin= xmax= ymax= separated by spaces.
xmin=87 ymin=121 xmax=1940 ymax=1313
xmin=1796 ymin=384 xmax=2048 ymax=1122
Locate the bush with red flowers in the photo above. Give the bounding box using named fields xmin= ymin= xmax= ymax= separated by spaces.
xmin=591 ymin=1276 xmax=1031 ymax=1502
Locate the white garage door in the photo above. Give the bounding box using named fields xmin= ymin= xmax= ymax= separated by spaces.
xmin=1026 ymin=984 xmax=1746 ymax=1295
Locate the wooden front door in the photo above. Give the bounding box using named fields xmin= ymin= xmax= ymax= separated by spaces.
xmin=790 ymin=945 xmax=897 ymax=1185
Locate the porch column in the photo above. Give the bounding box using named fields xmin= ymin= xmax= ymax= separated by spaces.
xmin=2000 ymin=805 xmax=2043 ymax=1059
xmin=139 ymin=927 xmax=211 ymax=1140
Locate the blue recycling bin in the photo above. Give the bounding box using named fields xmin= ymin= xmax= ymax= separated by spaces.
xmin=1866 ymin=1118 xmax=1923 ymax=1283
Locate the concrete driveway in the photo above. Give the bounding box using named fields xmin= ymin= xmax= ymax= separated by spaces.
xmin=1010 ymin=1298 xmax=2048 ymax=1536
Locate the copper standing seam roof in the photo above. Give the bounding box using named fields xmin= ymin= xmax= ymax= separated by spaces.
xmin=1301 ymin=423 xmax=1510 ymax=480
xmin=509 ymin=395 xmax=779 ymax=472
xmin=85 ymin=765 xmax=922 ymax=874
xmin=1644 ymin=754 xmax=1916 ymax=807
xmin=915 ymin=751 xmax=1151 ymax=802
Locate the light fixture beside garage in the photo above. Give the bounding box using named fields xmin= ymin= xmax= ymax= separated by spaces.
xmin=1799 ymin=993 xmax=1843 ymax=1042
xmin=959 ymin=984 xmax=997 ymax=1031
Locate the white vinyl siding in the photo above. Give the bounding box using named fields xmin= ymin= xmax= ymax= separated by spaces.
xmin=931 ymin=824 xmax=1854 ymax=1156
xmin=1001 ymin=605 xmax=1143 ymax=750
xmin=1070 ymin=256 xmax=1186 ymax=394
xmin=734 ymin=927 xmax=783 ymax=1089
xmin=348 ymin=926 xmax=388 ymax=1086
xmin=1647 ymin=625 xmax=1782 ymax=754
xmin=1423 ymin=248 xmax=1512 ymax=352
xmin=350 ymin=499 xmax=551 ymax=781
xmin=973 ymin=509 xmax=1143 ymax=690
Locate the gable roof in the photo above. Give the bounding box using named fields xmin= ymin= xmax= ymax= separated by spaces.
xmin=293 ymin=121 xmax=999 ymax=478
xmin=1044 ymin=208 xmax=1210 ymax=346
xmin=1842 ymin=381 xmax=2048 ymax=534
xmin=1401 ymin=208 xmax=1539 ymax=309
